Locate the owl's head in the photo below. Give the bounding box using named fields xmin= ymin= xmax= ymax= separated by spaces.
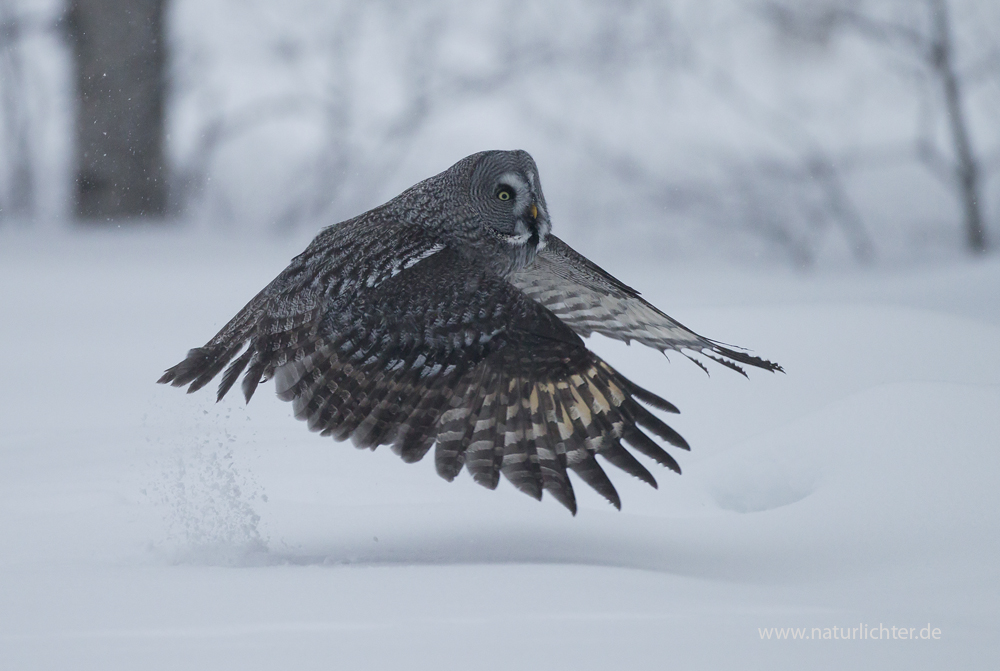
xmin=467 ymin=150 xmax=551 ymax=253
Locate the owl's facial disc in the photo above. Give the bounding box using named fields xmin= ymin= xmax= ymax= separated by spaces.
xmin=493 ymin=171 xmax=549 ymax=248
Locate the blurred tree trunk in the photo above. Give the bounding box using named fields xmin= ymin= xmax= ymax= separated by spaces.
xmin=0 ymin=1 xmax=35 ymax=220
xmin=68 ymin=0 xmax=167 ymax=221
xmin=929 ymin=0 xmax=985 ymax=254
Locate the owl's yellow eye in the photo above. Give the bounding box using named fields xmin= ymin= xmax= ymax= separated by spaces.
xmin=497 ymin=188 xmax=512 ymax=201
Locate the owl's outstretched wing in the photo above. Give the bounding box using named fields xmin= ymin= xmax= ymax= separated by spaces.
xmin=157 ymin=217 xmax=448 ymax=402
xmin=160 ymin=245 xmax=687 ymax=513
xmin=510 ymin=235 xmax=782 ymax=375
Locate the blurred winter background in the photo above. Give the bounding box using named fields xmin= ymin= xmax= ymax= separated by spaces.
xmin=2 ymin=1 xmax=999 ymax=670
xmin=3 ymin=0 xmax=998 ymax=262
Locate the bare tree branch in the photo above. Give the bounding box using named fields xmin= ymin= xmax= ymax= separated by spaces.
xmin=709 ymin=63 xmax=877 ymax=262
xmin=928 ymin=0 xmax=986 ymax=252
xmin=778 ymin=0 xmax=992 ymax=254
xmin=170 ymin=95 xmax=323 ymax=216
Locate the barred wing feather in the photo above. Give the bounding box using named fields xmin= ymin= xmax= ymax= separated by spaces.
xmin=510 ymin=236 xmax=782 ymax=375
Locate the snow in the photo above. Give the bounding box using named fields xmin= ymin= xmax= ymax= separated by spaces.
xmin=1 ymin=225 xmax=998 ymax=669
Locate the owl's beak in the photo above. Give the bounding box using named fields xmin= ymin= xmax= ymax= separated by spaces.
xmin=529 ymin=203 xmax=538 ymax=220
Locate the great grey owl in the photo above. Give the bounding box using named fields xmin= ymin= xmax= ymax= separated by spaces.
xmin=159 ymin=150 xmax=780 ymax=513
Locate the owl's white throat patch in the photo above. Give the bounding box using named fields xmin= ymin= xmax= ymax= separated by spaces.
xmin=502 ymin=220 xmax=534 ymax=246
